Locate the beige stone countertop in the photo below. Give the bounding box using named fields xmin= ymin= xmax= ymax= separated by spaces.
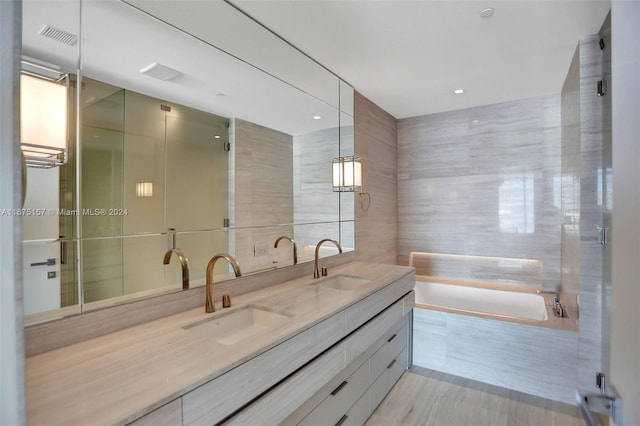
xmin=26 ymin=262 xmax=414 ymax=426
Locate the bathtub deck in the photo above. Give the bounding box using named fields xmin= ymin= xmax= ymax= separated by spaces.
xmin=414 ymin=278 xmax=578 ymax=332
xmin=366 ymin=367 xmax=584 ymax=426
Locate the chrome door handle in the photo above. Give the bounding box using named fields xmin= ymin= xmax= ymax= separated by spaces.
xmin=30 ymin=258 xmax=56 ymax=267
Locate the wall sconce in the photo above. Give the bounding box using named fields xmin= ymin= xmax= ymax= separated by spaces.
xmin=332 ymin=155 xmax=371 ymax=211
xmin=20 ymin=60 xmax=69 ymax=168
xmin=332 ymin=155 xmax=362 ymax=192
xmin=136 ymin=181 xmax=154 ymax=198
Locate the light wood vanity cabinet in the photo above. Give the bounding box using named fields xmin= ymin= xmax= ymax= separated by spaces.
xmin=229 ymin=290 xmax=414 ymax=426
xmin=296 ymin=319 xmax=409 ymax=426
xmin=298 ymin=357 xmax=371 ymax=426
xmin=129 ymin=273 xmax=415 ymax=426
xmin=181 ymin=312 xmax=346 ymax=425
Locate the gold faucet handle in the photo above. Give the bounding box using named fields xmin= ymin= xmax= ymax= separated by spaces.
xmin=222 ymin=294 xmax=231 ymax=308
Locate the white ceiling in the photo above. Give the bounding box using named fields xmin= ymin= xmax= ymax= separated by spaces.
xmin=22 ymin=0 xmax=347 ymax=136
xmin=22 ymin=0 xmax=611 ymax=129
xmin=230 ymin=0 xmax=611 ymax=118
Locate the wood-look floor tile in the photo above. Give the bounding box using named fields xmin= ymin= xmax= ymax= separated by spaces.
xmin=366 ymin=367 xmax=584 ymax=426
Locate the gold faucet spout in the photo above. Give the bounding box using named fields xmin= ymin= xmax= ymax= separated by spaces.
xmin=205 ymin=253 xmax=242 ymax=313
xmin=314 ymin=238 xmax=342 ymax=279
xmin=274 ymin=236 xmax=298 ymax=265
xmin=163 ymin=248 xmax=189 ymax=290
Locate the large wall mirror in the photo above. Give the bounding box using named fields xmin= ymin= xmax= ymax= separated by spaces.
xmin=21 ymin=0 xmax=355 ymax=324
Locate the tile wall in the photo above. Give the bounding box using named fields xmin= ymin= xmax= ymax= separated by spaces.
xmin=292 ymin=126 xmax=342 ymax=256
xmin=231 ymin=118 xmax=294 ymax=273
xmin=407 ymin=17 xmax=611 ymax=401
xmin=413 ymin=308 xmax=579 ymax=404
xmin=397 ymin=94 xmax=563 ymax=289
xmin=354 ymin=92 xmax=398 ymax=264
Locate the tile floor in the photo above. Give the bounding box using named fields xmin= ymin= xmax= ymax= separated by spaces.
xmin=366 ymin=367 xmax=585 ymax=426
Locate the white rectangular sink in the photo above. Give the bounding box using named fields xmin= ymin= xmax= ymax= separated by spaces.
xmin=184 ymin=305 xmax=291 ymax=346
xmin=313 ymin=275 xmax=372 ymax=291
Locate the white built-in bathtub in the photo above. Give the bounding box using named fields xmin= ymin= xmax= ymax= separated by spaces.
xmin=414 ymin=280 xmax=548 ymax=322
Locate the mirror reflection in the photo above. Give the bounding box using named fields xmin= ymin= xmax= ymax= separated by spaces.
xmin=21 ymin=0 xmax=355 ymax=323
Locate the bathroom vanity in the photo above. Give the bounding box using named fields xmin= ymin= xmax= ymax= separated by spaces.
xmin=26 ymin=261 xmax=415 ymax=425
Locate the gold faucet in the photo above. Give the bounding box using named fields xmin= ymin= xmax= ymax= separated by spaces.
xmin=274 ymin=236 xmax=298 ymax=265
xmin=313 ymin=238 xmax=342 ymax=279
xmin=205 ymin=253 xmax=242 ymax=313
xmin=163 ymin=248 xmax=189 ymax=290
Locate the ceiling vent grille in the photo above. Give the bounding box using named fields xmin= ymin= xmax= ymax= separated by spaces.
xmin=38 ymin=24 xmax=77 ymax=47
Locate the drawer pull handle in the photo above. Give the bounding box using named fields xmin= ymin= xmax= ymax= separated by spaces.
xmin=387 ymin=359 xmax=397 ymax=369
xmin=330 ymin=380 xmax=348 ymax=396
xmin=335 ymin=415 xmax=348 ymax=426
xmin=387 ymin=334 xmax=397 ymax=343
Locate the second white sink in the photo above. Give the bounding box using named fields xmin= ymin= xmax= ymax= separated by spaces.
xmin=314 ymin=275 xmax=372 ymax=291
xmin=184 ymin=305 xmax=291 ymax=346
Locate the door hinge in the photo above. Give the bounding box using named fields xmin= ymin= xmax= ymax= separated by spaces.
xmin=597 ymin=78 xmax=607 ymax=97
xmin=597 ymin=226 xmax=608 ymax=246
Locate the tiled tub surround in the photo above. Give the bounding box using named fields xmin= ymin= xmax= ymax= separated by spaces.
xmin=413 ymin=308 xmax=579 ymax=405
xmin=397 ymin=94 xmax=563 ymax=289
xmin=415 ymin=281 xmax=547 ymax=321
xmin=411 ymin=236 xmax=581 ymax=404
xmin=409 ymin=251 xmax=544 ymax=288
xmin=26 ymin=261 xmax=415 ymax=425
xmin=414 ymin=280 xmax=578 ymax=332
xmin=409 ymin=251 xmax=578 ymax=331
xmin=402 ymin=32 xmax=610 ymax=404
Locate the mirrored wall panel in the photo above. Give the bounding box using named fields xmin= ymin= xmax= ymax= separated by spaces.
xmin=21 ymin=0 xmax=355 ymax=324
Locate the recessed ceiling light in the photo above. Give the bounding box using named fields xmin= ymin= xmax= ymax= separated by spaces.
xmin=472 ymin=119 xmax=480 ymax=124
xmin=214 ymin=135 xmax=221 ymax=139
xmin=480 ymin=7 xmax=494 ymax=18
xmin=453 ymin=89 xmax=465 ymax=95
xmin=313 ymin=115 xmax=322 ymax=120
xmin=139 ymin=63 xmax=181 ymax=81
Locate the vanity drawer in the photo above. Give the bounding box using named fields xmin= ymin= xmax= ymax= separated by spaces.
xmin=299 ymin=359 xmax=369 ymax=426
xmin=340 ymin=391 xmax=370 ymax=426
xmin=182 ymin=313 xmax=345 ymax=425
xmin=369 ymin=346 xmax=408 ymax=411
xmin=369 ymin=320 xmax=407 ymax=383
xmin=128 ymin=398 xmax=182 ymax=426
xmin=344 ymin=297 xmax=404 ymax=366
xmin=344 ymin=274 xmax=415 ymax=335
xmin=226 ymin=343 xmax=346 ymax=425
